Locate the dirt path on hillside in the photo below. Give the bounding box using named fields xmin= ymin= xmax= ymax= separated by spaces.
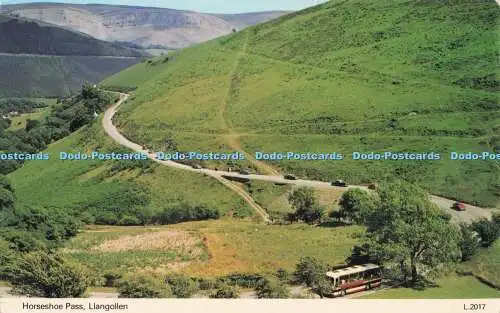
xmin=218 ymin=32 xmax=281 ymax=176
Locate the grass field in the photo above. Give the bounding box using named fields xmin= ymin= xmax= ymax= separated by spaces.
xmin=63 ymin=226 xmax=208 ymax=275
xmin=102 ymin=0 xmax=500 ymax=207
xmin=7 ymin=107 xmax=51 ymax=131
xmin=362 ymin=275 xmax=499 ymax=299
xmin=63 ymin=221 xmax=361 ymax=278
xmin=362 ymin=241 xmax=500 ymax=299
xmin=461 ymin=240 xmax=500 ymax=287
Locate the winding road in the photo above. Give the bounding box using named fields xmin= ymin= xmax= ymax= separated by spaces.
xmin=103 ymin=93 xmax=494 ymax=223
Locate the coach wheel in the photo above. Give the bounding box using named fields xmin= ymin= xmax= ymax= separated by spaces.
xmin=366 ymin=283 xmax=371 ymax=290
xmin=341 ymin=289 xmax=347 ymax=296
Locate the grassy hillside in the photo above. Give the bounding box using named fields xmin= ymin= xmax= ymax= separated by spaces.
xmin=461 ymin=240 xmax=500 ymax=286
xmin=103 ymin=0 xmax=500 ymax=207
xmin=7 ymin=119 xmax=253 ymax=221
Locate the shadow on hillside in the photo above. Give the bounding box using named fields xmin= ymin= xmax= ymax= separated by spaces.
xmin=409 ymin=278 xmax=440 ymax=291
xmin=317 ymin=221 xmax=350 ymax=228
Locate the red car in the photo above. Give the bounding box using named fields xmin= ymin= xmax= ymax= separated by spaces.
xmin=453 ymin=202 xmax=466 ymax=211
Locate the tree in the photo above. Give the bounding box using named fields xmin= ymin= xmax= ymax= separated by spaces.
xmin=288 ymin=187 xmax=324 ymax=224
xmin=255 ymin=277 xmax=289 ymax=299
xmin=0 ymin=175 xmax=15 ymax=212
xmin=276 ymin=268 xmax=289 ymax=282
xmin=209 ymin=283 xmax=239 ymax=298
xmin=470 ymin=218 xmax=500 ymax=247
xmin=25 ymin=119 xmax=40 ymax=132
xmin=293 ymin=257 xmax=331 ymax=298
xmin=165 ymin=274 xmax=199 ymax=298
xmin=459 ymin=223 xmax=480 ymax=261
xmin=5 ymin=251 xmax=89 ymax=297
xmin=338 ymin=188 xmax=378 ymax=224
xmin=362 ymin=181 xmax=461 ymax=284
xmin=0 ymin=188 xmax=15 ymax=211
xmin=117 ymin=274 xmax=172 ymax=298
xmin=0 ymin=238 xmax=15 ymax=279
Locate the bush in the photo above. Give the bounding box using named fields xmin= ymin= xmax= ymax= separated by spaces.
xmin=275 ymin=268 xmax=289 ymax=282
xmin=117 ymin=274 xmax=172 ymax=298
xmin=165 ymin=274 xmax=199 ymax=298
xmin=153 ymin=204 xmax=220 ymax=225
xmin=338 ymin=188 xmax=378 ymax=224
xmin=471 ymin=218 xmax=500 ymax=247
xmin=210 ymin=283 xmax=239 ymax=298
xmin=118 ymin=215 xmax=141 ymax=226
xmin=0 ymin=229 xmax=46 ymax=252
xmin=195 ymin=277 xmax=218 ymax=290
xmin=459 ymin=224 xmax=480 ymax=261
xmin=219 ymin=273 xmax=264 ymax=288
xmin=255 ymin=277 xmax=290 ymax=299
xmin=288 ymin=187 xmax=325 ymax=224
xmin=103 ymin=270 xmax=122 ymax=287
xmin=293 ymin=257 xmax=332 ymax=298
xmin=5 ymin=251 xmax=89 ymax=297
xmin=293 ymin=257 xmax=327 ymax=287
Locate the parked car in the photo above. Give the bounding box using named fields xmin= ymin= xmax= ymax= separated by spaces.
xmin=453 ymin=202 xmax=466 ymax=211
xmin=331 ymin=180 xmax=347 ymax=187
xmin=191 ymin=164 xmax=202 ymax=169
xmin=284 ymin=174 xmax=298 ymax=180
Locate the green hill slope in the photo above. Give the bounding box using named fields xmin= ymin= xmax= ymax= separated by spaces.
xmin=103 ymin=0 xmax=500 ymax=207
xmin=0 ymin=15 xmax=144 ymax=97
xmin=7 ymin=119 xmax=253 ymax=223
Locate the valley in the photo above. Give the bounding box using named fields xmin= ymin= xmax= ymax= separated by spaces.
xmin=0 ymin=0 xmax=498 ymax=303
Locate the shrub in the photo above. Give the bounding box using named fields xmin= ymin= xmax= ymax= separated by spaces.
xmin=255 ymin=277 xmax=289 ymax=299
xmin=293 ymin=257 xmax=327 ymax=287
xmin=275 ymin=268 xmax=289 ymax=282
xmin=219 ymin=273 xmax=264 ymax=288
xmin=118 ymin=215 xmax=141 ymax=226
xmin=210 ymin=283 xmax=239 ymax=299
xmin=471 ymin=218 xmax=500 ymax=247
xmin=195 ymin=277 xmax=218 ymax=290
xmin=117 ymin=274 xmax=171 ymax=298
xmin=459 ymin=224 xmax=480 ymax=261
xmin=165 ymin=274 xmax=199 ymax=298
xmin=5 ymin=251 xmax=89 ymax=297
xmin=153 ymin=204 xmax=220 ymax=225
xmin=103 ymin=270 xmax=122 ymax=287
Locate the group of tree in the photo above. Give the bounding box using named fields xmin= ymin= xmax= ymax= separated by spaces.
xmin=334 ymin=181 xmax=500 ymax=285
xmin=3 ymin=251 xmax=90 ymax=297
xmin=286 ymin=187 xmax=325 ymax=224
xmin=0 ymin=174 xmax=86 ymax=296
xmin=0 ymin=83 xmax=115 ymax=175
xmin=83 ymin=201 xmax=220 ymax=227
xmin=0 ymin=98 xmax=48 ymax=115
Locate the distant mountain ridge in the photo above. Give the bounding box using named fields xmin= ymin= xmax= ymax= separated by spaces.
xmin=0 ymin=3 xmax=289 ymax=49
xmin=0 ymin=15 xmax=143 ymax=56
xmin=0 ymin=14 xmax=143 ymax=97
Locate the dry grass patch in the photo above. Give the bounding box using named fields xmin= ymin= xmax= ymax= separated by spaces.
xmin=93 ymin=230 xmax=203 ymax=254
xmin=315 ymin=188 xmax=344 ymax=208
